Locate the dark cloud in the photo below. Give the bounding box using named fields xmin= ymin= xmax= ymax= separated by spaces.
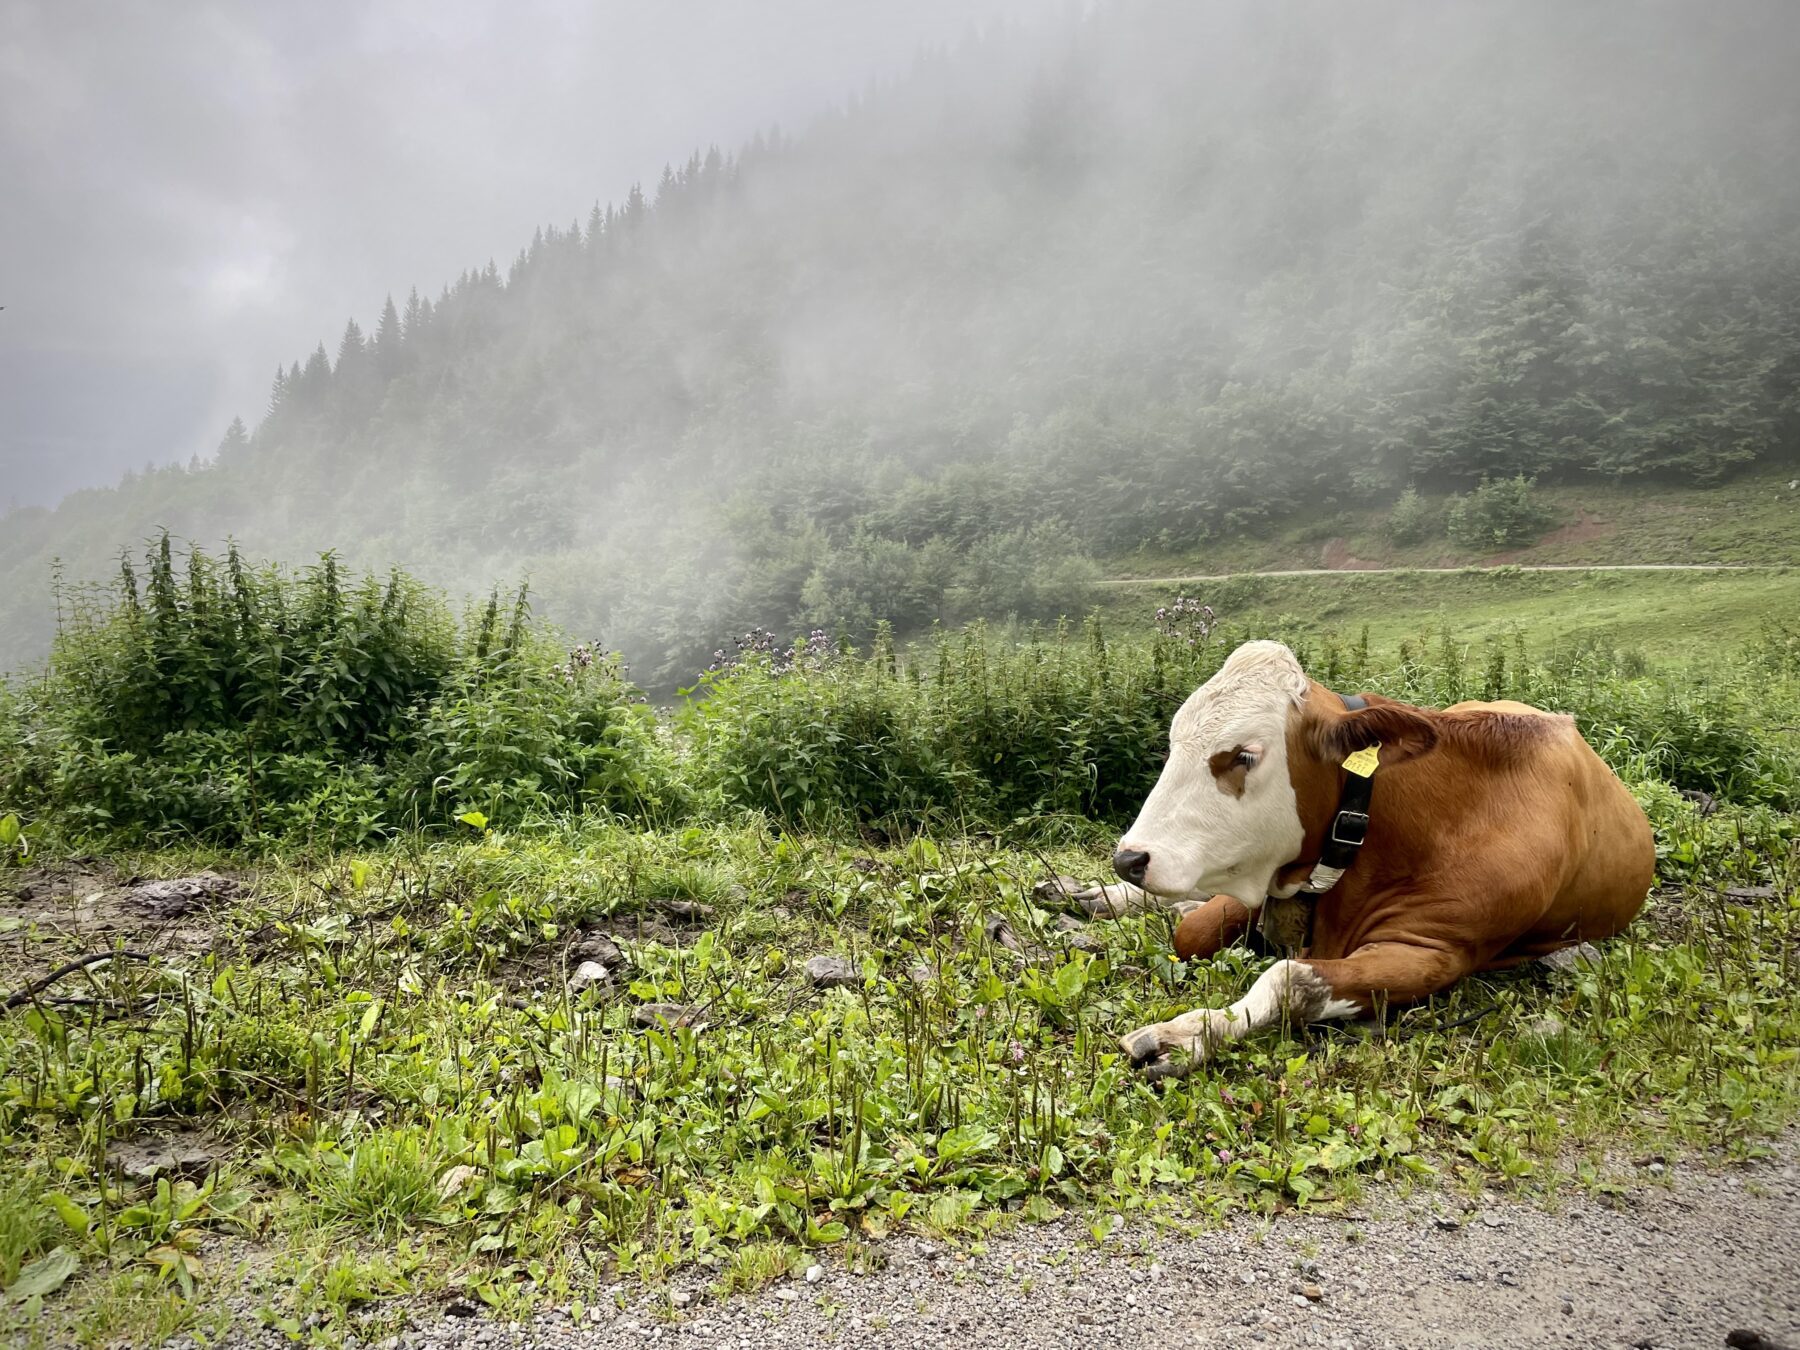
xmin=0 ymin=0 xmax=1032 ymax=509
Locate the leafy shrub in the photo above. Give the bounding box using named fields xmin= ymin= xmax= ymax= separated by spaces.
xmin=684 ymin=615 xmax=1794 ymax=831
xmin=1384 ymin=486 xmax=1437 ymax=545
xmin=684 ymin=618 xmax=1226 ymax=829
xmin=0 ymin=537 xmax=676 ymax=845
xmin=1446 ymin=475 xmax=1556 ymax=551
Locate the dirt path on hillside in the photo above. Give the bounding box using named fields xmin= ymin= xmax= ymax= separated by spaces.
xmin=1103 ymin=562 xmax=1789 ymax=586
xmin=327 ymin=1136 xmax=1800 ymax=1350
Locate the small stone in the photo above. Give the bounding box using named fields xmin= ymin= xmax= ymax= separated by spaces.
xmin=571 ymin=933 xmax=624 ymax=967
xmin=569 ymin=960 xmax=611 ymax=993
xmin=805 ymin=1264 xmax=825 ymax=1285
xmin=631 ymin=1002 xmax=692 ymax=1029
xmin=1722 ymin=885 xmax=1775 ymax=902
xmin=907 ymin=962 xmax=933 ymax=986
xmin=1498 ymin=1272 xmax=1519 ymax=1287
xmin=1679 ymin=788 xmax=1719 ymax=817
xmin=1434 ymin=1216 xmax=1462 ymax=1231
xmin=1524 ymin=1014 xmax=1566 ymax=1039
xmin=774 ymin=1288 xmax=799 ymax=1303
xmin=656 ymin=899 xmax=716 ymax=923
xmin=1301 ymin=1283 xmax=1324 ymax=1301
xmin=1481 ymin=1212 xmax=1505 ymax=1228
xmin=671 ymin=1291 xmax=692 ymax=1308
xmin=1538 ymin=942 xmax=1602 ymax=974
xmin=804 ymin=955 xmax=857 ymax=988
xmin=121 ymin=871 xmax=241 ymax=918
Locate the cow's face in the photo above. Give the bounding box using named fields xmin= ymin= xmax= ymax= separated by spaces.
xmin=1114 ymin=641 xmax=1312 ymax=906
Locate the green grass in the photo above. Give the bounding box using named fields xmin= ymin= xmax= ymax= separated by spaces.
xmin=1104 ymin=567 xmax=1799 ymax=664
xmin=0 ymin=795 xmax=1796 ymax=1343
xmin=1109 ymin=470 xmax=1800 ymax=577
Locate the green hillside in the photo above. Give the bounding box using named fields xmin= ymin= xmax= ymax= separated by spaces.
xmin=1105 ymin=565 xmax=1797 ymax=665
xmin=2 ymin=2 xmax=1798 ymax=687
xmin=1112 ymin=470 xmax=1800 ymax=579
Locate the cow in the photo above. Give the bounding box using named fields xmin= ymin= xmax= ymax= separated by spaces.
xmin=1051 ymin=639 xmax=1655 ymax=1079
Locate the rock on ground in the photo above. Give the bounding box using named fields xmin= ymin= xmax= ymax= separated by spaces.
xmin=804 ymin=954 xmax=858 ymax=988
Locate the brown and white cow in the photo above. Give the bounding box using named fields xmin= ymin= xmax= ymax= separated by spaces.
xmin=1064 ymin=640 xmax=1654 ymax=1078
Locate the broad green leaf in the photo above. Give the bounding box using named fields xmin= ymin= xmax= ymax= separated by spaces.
xmin=4 ymin=1247 xmax=79 ymax=1303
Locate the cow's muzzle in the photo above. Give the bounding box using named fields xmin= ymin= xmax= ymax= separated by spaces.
xmin=1112 ymin=848 xmax=1150 ymax=887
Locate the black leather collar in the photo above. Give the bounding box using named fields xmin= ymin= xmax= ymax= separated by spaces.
xmin=1251 ymin=689 xmax=1377 ymax=955
xmin=1317 ymin=690 xmax=1374 ymax=873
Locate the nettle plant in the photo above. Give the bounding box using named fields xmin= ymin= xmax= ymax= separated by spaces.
xmin=0 ymin=538 xmax=677 ymax=846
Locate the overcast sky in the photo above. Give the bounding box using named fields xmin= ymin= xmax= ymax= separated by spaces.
xmin=0 ymin=0 xmax=1036 ymax=511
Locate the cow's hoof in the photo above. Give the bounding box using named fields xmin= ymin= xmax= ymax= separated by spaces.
xmin=1077 ymin=891 xmax=1127 ymax=919
xmin=1120 ymin=1026 xmax=1164 ymax=1066
xmin=1032 ymin=875 xmax=1087 ymax=904
xmin=1139 ymin=1054 xmax=1195 ymax=1083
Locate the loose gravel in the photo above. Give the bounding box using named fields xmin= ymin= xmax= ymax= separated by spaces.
xmin=197 ymin=1135 xmax=1800 ymax=1350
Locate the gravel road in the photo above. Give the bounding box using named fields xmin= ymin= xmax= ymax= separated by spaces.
xmin=338 ymin=1135 xmax=1798 ymax=1350
xmin=1101 ymin=563 xmax=1788 ymax=586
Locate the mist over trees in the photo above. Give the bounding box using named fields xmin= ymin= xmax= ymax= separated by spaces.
xmin=4 ymin=1 xmax=1798 ymax=685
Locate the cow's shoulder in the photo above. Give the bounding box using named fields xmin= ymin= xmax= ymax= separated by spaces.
xmin=1422 ymin=699 xmax=1582 ymax=770
xmin=1441 ymin=697 xmax=1558 ymax=719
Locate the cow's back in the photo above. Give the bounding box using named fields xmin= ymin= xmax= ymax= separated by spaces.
xmin=1442 ymin=697 xmax=1655 ymax=959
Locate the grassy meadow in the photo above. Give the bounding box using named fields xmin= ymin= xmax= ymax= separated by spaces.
xmin=1 ymin=542 xmax=1797 ymax=1346
xmin=1108 ymin=469 xmax=1800 ymax=578
xmin=1105 ymin=566 xmax=1800 ymax=665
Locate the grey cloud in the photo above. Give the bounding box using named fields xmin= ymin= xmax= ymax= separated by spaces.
xmin=0 ymin=0 xmax=1033 ymax=509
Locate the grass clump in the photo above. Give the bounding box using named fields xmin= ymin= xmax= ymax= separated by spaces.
xmin=0 ymin=535 xmax=682 ymax=846
xmin=286 ymin=1126 xmax=453 ymax=1240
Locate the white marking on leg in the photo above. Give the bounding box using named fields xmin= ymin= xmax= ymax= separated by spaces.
xmin=1123 ymin=959 xmax=1360 ymax=1067
xmin=1081 ymin=882 xmax=1211 ymax=919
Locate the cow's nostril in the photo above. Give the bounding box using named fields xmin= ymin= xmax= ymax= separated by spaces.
xmin=1113 ymin=848 xmax=1150 ymax=886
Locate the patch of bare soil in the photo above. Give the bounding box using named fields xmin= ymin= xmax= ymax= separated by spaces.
xmin=492 ymin=899 xmax=718 ymax=995
xmin=0 ymin=867 xmax=242 ymax=995
xmin=1320 ymin=537 xmax=1383 ymax=570
xmin=1491 ymin=507 xmax=1616 ymax=564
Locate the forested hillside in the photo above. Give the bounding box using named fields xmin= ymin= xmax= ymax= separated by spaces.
xmin=4 ymin=1 xmax=1798 ymax=684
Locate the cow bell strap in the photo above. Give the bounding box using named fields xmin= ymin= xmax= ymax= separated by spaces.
xmin=1299 ymin=691 xmax=1377 ymax=895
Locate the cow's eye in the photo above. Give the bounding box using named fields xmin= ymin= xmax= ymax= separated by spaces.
xmin=1235 ymin=750 xmax=1258 ymax=770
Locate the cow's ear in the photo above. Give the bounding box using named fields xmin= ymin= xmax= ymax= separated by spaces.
xmin=1308 ymin=700 xmax=1438 ymax=768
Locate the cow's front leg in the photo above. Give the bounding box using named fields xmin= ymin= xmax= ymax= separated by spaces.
xmin=1120 ymin=942 xmax=1470 ymax=1079
xmin=1034 ymin=876 xmax=1205 ymax=921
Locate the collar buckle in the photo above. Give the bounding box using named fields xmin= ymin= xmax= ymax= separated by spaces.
xmin=1330 ymin=809 xmax=1370 ymax=848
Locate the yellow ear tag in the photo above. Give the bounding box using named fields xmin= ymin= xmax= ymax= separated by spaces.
xmin=1341 ymin=743 xmax=1381 ymax=778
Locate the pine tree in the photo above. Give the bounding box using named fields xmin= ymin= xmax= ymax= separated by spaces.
xmin=402 ymin=287 xmax=427 ymax=341
xmin=373 ymin=295 xmax=402 ymax=377
xmin=218 ymin=416 xmax=250 ymax=457
xmin=299 ymin=343 xmax=331 ymax=408
xmin=335 ymin=318 xmax=366 ymax=373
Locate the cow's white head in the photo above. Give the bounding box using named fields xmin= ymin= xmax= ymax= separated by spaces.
xmin=1113 ymin=640 xmax=1314 ymax=907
